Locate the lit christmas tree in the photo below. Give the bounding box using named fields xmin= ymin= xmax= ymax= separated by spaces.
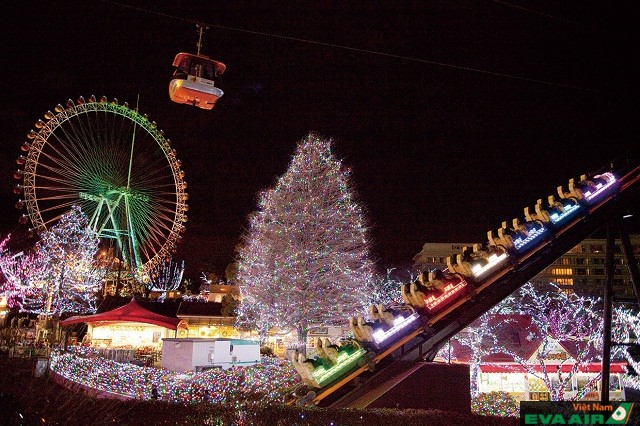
xmin=236 ymin=133 xmax=375 ymax=345
xmin=146 ymin=259 xmax=185 ymax=301
xmin=0 ymin=205 xmax=103 ymax=319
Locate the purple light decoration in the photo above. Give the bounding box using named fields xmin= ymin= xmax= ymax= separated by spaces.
xmin=513 ymin=225 xmax=547 ymax=251
xmin=371 ymin=311 xmax=420 ymax=346
xmin=584 ymin=172 xmax=617 ymax=202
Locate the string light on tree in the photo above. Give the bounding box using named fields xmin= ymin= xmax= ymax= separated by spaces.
xmin=146 ymin=259 xmax=185 ymax=301
xmin=449 ymin=282 xmax=604 ymax=401
xmin=236 ymin=133 xmax=375 ymax=346
xmin=0 ymin=236 xmax=44 ymax=309
xmin=0 ymin=205 xmax=103 ymax=318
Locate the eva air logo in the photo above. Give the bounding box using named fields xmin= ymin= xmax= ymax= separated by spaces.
xmin=522 ymin=402 xmax=635 ymax=425
xmin=606 ymin=403 xmax=633 ymax=424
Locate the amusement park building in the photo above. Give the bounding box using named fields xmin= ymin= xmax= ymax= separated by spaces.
xmin=60 ymin=282 xmax=243 ymax=350
xmin=442 ymin=314 xmax=628 ymax=401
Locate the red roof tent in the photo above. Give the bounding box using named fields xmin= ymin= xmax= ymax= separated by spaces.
xmin=479 ymin=363 xmax=627 ymax=374
xmin=59 ymin=299 xmax=184 ymax=330
xmin=449 ymin=313 xmax=628 ymax=374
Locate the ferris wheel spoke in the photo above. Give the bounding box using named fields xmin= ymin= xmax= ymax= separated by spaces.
xmin=38 ymin=202 xmax=79 ymax=226
xmin=36 ymin=139 xmax=85 ymax=178
xmin=18 ymin=98 xmax=188 ymax=278
xmin=34 ymin=164 xmax=81 ymax=184
xmin=48 ymin=120 xmax=97 ymax=167
xmin=130 ymin=171 xmax=173 ymax=189
xmin=150 ymin=206 xmax=181 ymax=223
xmin=135 ymin=215 xmax=171 ymax=244
xmin=31 ymin=189 xmax=82 ymax=201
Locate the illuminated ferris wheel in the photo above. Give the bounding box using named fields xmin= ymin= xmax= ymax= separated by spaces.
xmin=14 ymin=95 xmax=188 ymax=279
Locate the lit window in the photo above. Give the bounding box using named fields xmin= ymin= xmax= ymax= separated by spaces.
xmin=554 ymin=278 xmax=574 ymax=286
xmin=550 ymin=268 xmax=573 ymax=275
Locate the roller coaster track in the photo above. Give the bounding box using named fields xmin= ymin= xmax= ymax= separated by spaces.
xmin=305 ymin=160 xmax=640 ymax=408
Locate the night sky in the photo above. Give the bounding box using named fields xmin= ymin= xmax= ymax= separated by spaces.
xmin=1 ymin=1 xmax=638 ymax=277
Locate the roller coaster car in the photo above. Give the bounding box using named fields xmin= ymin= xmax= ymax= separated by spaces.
xmin=525 ymin=196 xmax=581 ymax=227
xmin=368 ymin=304 xmax=421 ymax=349
xmin=558 ymin=172 xmax=617 ymax=204
xmin=352 ymin=316 xmax=376 ymax=342
xmin=169 ymin=53 xmax=226 ymax=110
xmin=290 ymin=352 xmax=322 ymax=388
xmin=577 ymin=173 xmax=617 ymax=202
xmin=404 ymin=269 xmax=468 ymax=314
xmin=369 ymin=304 xmax=396 ymax=330
xmin=450 ymin=245 xmax=508 ymax=279
xmin=401 ymin=273 xmax=433 ymax=307
xmin=314 ymin=337 xmax=340 ymax=364
xmin=420 ymin=271 xmax=469 ymax=314
xmin=508 ymin=218 xmax=547 ymax=252
xmin=488 ymin=218 xmax=546 ymax=254
xmin=304 ymin=340 xmax=370 ymax=389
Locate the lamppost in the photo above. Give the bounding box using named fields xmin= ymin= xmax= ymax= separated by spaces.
xmin=114 ymin=257 xmax=122 ymax=297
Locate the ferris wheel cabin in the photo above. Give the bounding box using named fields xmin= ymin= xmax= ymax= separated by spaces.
xmin=169 ymin=53 xmax=226 ymax=110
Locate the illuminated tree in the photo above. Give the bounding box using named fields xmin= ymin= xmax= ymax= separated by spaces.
xmin=448 ymin=282 xmax=607 ymax=401
xmin=443 ymin=305 xmax=507 ymax=397
xmin=368 ymin=268 xmax=405 ymax=307
xmin=146 ymin=259 xmax=185 ymax=301
xmin=612 ymin=306 xmax=640 ymax=390
xmin=236 ymin=133 xmax=375 ymax=345
xmin=0 ymin=206 xmax=103 ymax=318
xmin=0 ymin=235 xmax=43 ymax=309
xmin=497 ymin=282 xmax=603 ymax=401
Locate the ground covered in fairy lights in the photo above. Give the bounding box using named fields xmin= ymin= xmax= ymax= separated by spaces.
xmin=51 ymin=347 xmax=300 ymax=405
xmin=0 ymin=351 xmax=519 ymax=426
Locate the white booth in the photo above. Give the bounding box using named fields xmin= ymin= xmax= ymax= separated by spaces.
xmin=161 ymin=338 xmax=260 ymax=372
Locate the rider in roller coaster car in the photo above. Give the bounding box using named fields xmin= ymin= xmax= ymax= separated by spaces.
xmin=418 ymin=270 xmax=446 ymax=292
xmin=316 ymin=337 xmax=340 ymax=364
xmin=300 ymin=350 xmax=331 ymax=373
xmin=407 ymin=270 xmax=445 ymax=306
xmin=515 ymin=217 xmax=542 ymax=236
xmin=500 ymin=220 xmax=533 ymax=245
xmin=369 ymin=304 xmax=396 ymax=330
xmin=577 ymin=174 xmax=608 ymax=193
xmin=349 ymin=316 xmax=375 ymax=343
xmin=427 ymin=269 xmax=446 ymax=291
xmin=545 ymin=196 xmax=567 ymax=217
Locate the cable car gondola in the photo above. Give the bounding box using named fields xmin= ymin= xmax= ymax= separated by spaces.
xmin=169 ymin=25 xmax=226 ymax=110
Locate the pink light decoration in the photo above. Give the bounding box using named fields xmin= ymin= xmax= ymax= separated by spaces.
xmin=424 ymin=280 xmax=468 ymax=313
xmin=584 ymin=172 xmax=617 ymax=202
